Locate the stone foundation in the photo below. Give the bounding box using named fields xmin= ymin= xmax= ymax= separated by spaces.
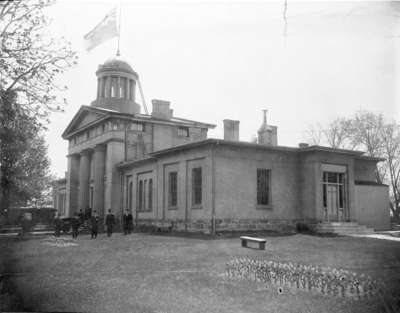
xmin=134 ymin=218 xmax=297 ymax=234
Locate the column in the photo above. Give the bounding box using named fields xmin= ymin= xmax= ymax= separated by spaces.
xmin=129 ymin=79 xmax=134 ymax=100
xmin=126 ymin=78 xmax=130 ymax=99
xmin=97 ymin=78 xmax=100 ymax=98
xmin=117 ymin=76 xmax=121 ymax=98
xmin=104 ymin=141 xmax=125 ymax=221
xmin=66 ymin=154 xmax=80 ymax=217
xmin=93 ymin=144 xmax=106 ymax=217
xmin=78 ymin=150 xmax=91 ymax=211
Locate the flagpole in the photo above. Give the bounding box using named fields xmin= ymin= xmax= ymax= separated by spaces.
xmin=117 ymin=1 xmax=122 ymax=56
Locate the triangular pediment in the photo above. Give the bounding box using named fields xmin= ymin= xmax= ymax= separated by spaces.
xmin=62 ymin=106 xmax=110 ymax=139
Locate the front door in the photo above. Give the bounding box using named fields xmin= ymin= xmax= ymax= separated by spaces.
xmin=323 ymin=172 xmax=346 ymax=222
xmin=327 ymin=185 xmax=339 ymax=221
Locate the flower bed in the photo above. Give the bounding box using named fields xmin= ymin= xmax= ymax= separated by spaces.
xmin=225 ymin=258 xmax=382 ymax=300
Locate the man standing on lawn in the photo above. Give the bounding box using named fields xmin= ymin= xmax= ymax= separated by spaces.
xmin=122 ymin=210 xmax=129 ymax=235
xmin=90 ymin=210 xmax=99 ymax=239
xmin=127 ymin=211 xmax=133 ymax=234
xmin=105 ymin=209 xmax=115 ymax=237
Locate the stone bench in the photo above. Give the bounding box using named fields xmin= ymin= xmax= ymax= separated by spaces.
xmin=240 ymin=236 xmax=267 ymax=250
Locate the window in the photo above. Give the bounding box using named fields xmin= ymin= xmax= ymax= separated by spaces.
xmin=101 ymin=78 xmax=106 ymax=98
xmin=148 ymin=179 xmax=153 ymax=210
xmin=138 ymin=180 xmax=143 ymax=211
xmin=111 ymin=77 xmax=117 ymax=97
xmin=178 ymin=127 xmax=189 ymax=137
xmin=322 ymin=172 xmax=345 ymax=209
xmin=192 ymin=167 xmax=202 ymax=206
xmin=128 ymin=181 xmax=133 ymax=211
xmin=168 ymin=172 xmax=178 ymax=207
xmin=120 ymin=78 xmax=125 ymax=98
xmin=143 ymin=179 xmax=147 ymax=210
xmin=257 ymin=169 xmax=271 ymax=206
xmin=130 ymin=122 xmax=144 ymax=131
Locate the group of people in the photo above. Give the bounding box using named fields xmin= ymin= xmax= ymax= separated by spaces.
xmin=53 ymin=209 xmax=134 ymax=239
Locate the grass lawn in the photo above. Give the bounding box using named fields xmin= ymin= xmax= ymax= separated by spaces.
xmin=1 ymin=232 xmax=400 ymax=313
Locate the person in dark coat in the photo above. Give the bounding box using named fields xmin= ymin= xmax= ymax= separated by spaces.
xmin=127 ymin=211 xmax=133 ymax=234
xmin=78 ymin=209 xmax=85 ymax=225
xmin=54 ymin=214 xmax=62 ymax=237
xmin=105 ymin=209 xmax=115 ymax=237
xmin=122 ymin=210 xmax=129 ymax=235
xmin=90 ymin=210 xmax=99 ymax=239
xmin=71 ymin=213 xmax=80 ymax=239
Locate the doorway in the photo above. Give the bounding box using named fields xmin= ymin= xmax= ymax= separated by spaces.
xmin=323 ymin=172 xmax=346 ymax=222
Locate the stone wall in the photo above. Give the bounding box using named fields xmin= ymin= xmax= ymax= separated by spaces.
xmin=134 ymin=217 xmax=296 ymax=233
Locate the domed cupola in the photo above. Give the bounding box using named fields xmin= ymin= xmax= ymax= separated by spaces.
xmin=91 ymin=56 xmax=140 ymax=114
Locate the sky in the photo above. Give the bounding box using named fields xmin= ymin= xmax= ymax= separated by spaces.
xmin=45 ymin=0 xmax=400 ymax=178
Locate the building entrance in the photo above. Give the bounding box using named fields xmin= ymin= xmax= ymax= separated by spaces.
xmin=323 ymin=172 xmax=347 ymax=222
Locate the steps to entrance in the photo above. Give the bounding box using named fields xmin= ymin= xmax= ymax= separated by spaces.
xmin=315 ymin=222 xmax=375 ymax=235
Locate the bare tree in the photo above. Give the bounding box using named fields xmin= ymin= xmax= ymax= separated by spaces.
xmin=323 ymin=118 xmax=353 ymax=149
xmin=305 ymin=124 xmax=323 ymax=145
xmin=382 ymin=123 xmax=400 ymax=222
xmin=305 ymin=111 xmax=400 ymax=221
xmin=350 ymin=111 xmax=387 ymax=183
xmin=350 ymin=111 xmax=385 ymax=157
xmin=305 ymin=119 xmax=353 ymax=149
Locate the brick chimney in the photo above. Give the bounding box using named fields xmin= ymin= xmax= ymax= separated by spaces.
xmin=257 ymin=110 xmax=278 ymax=146
xmin=223 ymin=119 xmax=240 ymax=141
xmin=151 ymin=99 xmax=173 ymax=119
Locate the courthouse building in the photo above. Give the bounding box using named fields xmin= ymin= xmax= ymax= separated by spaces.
xmin=54 ymin=56 xmax=390 ymax=232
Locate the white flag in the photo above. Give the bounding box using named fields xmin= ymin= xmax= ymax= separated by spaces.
xmin=84 ymin=8 xmax=118 ymax=51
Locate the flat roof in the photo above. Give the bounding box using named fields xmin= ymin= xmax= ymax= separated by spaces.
xmin=149 ymin=139 xmax=366 ymax=157
xmin=118 ymin=139 xmax=380 ymax=170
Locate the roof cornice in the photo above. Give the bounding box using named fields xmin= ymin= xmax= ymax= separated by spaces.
xmin=62 ymin=105 xmax=216 ymax=140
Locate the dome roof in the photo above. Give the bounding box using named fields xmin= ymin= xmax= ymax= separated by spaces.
xmin=97 ymin=56 xmax=137 ymax=76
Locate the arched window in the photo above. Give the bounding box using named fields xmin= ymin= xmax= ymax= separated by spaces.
xmin=148 ymin=179 xmax=153 ymax=210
